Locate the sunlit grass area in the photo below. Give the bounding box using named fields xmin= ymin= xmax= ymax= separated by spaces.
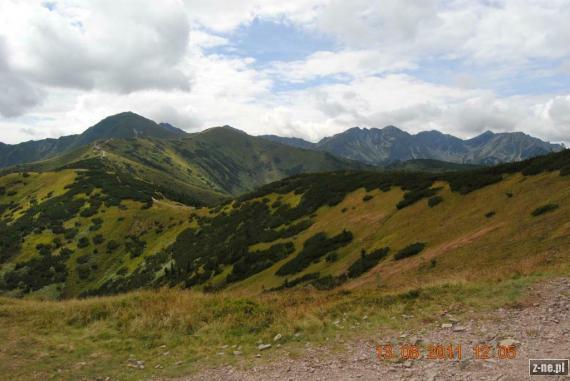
xmin=0 ymin=273 xmax=554 ymax=381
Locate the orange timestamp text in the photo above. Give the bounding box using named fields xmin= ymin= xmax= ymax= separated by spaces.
xmin=376 ymin=343 xmax=518 ymax=361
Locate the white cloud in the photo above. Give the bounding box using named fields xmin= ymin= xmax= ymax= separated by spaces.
xmin=189 ymin=30 xmax=229 ymax=49
xmin=0 ymin=37 xmax=43 ymax=117
xmin=268 ymin=50 xmax=415 ymax=82
xmin=0 ymin=0 xmax=191 ymax=96
xmin=182 ymin=0 xmax=324 ymax=32
xmin=0 ymin=0 xmax=569 ymax=146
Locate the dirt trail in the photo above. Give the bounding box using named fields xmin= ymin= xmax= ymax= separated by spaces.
xmin=178 ymin=278 xmax=570 ymax=381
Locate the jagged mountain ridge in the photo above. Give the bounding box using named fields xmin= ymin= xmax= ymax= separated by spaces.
xmin=261 ymin=126 xmax=563 ymax=165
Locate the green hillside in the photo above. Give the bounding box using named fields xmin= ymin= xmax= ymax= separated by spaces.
xmin=7 ymin=126 xmax=367 ymax=206
xmin=1 ymin=149 xmax=568 ymax=299
xmin=0 ymin=112 xmax=185 ymax=168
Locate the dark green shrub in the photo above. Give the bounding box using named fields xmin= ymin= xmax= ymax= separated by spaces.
xmin=77 ymin=237 xmax=90 ymax=248
xmin=89 ymin=217 xmax=103 ymax=231
xmin=347 ymin=247 xmax=389 ymax=278
xmin=485 ymin=211 xmax=496 ymax=218
xmin=394 ymin=242 xmax=426 ymax=260
xmin=227 ymin=242 xmax=294 ymax=283
xmin=36 ymin=243 xmax=52 ymax=256
xmin=93 ymin=234 xmax=104 ymax=245
xmin=126 ymin=236 xmax=146 ymax=258
xmin=276 ymin=230 xmax=353 ymax=276
xmin=270 ymin=272 xmax=320 ymax=291
xmin=311 ymin=274 xmax=348 ymax=290
xmin=428 ymin=196 xmax=443 ymax=208
xmin=531 ymin=203 xmax=559 ymax=217
xmin=363 ymin=194 xmax=373 ymax=202
xmin=325 ymin=252 xmax=338 ymax=262
xmin=397 ymin=188 xmax=438 ymax=209
xmin=107 ymin=240 xmax=121 ymax=253
xmin=64 ymin=228 xmax=78 ymax=240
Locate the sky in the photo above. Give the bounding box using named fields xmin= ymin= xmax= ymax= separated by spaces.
xmin=0 ymin=0 xmax=569 ymax=145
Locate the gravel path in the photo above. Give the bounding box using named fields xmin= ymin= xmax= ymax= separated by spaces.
xmin=177 ymin=278 xmax=570 ymax=381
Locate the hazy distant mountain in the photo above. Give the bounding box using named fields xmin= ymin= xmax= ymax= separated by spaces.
xmin=261 ymin=126 xmax=563 ymax=165
xmin=0 ymin=112 xmax=185 ymax=168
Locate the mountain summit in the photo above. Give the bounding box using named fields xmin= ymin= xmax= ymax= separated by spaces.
xmin=0 ymin=112 xmax=186 ymax=168
xmin=73 ymin=112 xmax=185 ymax=147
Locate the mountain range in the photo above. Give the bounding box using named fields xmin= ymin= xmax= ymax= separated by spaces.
xmin=261 ymin=126 xmax=563 ymax=165
xmin=0 ymin=112 xmax=564 ymax=207
xmin=1 ymin=112 xmax=368 ymax=205
xmin=1 ymin=113 xmax=563 ymax=172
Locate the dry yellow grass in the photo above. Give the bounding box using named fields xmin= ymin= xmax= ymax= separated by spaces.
xmin=0 ymin=274 xmax=547 ymax=381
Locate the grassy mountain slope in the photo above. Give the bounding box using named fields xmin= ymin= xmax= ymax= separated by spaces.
xmin=0 ymin=168 xmax=200 ymax=299
xmin=8 ymin=126 xmax=368 ymax=206
xmin=1 ymin=149 xmax=568 ymax=299
xmin=0 ymin=112 xmax=185 ymax=169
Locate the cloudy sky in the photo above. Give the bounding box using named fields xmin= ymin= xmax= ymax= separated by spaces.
xmin=1 ymin=0 xmax=569 ymax=144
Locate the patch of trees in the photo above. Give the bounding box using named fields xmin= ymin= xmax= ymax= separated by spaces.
xmin=89 ymin=218 xmax=103 ymax=231
xmin=270 ymin=272 xmax=320 ymax=291
xmin=531 ymin=203 xmax=559 ymax=217
xmin=160 ymin=199 xmax=315 ymax=289
xmin=3 ymin=247 xmax=71 ymax=292
xmin=347 ymin=248 xmax=389 ymax=278
xmin=0 ymin=167 xmax=160 ymax=267
xmin=325 ymin=252 xmax=338 ymax=262
xmin=274 ymin=246 xmax=390 ymax=292
xmin=227 ymin=242 xmax=294 ymax=283
xmin=80 ymin=195 xmax=102 ymax=217
xmin=276 ymin=230 xmax=353 ymax=276
xmin=82 ymin=250 xmax=172 ymax=297
xmin=125 ymin=236 xmax=146 ymax=258
xmin=397 ymin=187 xmax=440 ymax=209
xmin=394 ymin=243 xmax=426 ymax=260
xmin=64 ymin=228 xmax=78 ymax=240
xmin=77 ymin=237 xmax=90 ymax=248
